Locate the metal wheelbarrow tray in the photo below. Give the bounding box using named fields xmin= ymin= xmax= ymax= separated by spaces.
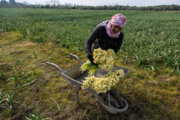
xmin=46 ymin=53 xmax=130 ymax=114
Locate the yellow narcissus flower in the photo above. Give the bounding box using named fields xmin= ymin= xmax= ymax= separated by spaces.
xmin=93 ymin=48 xmax=116 ymax=71
xmin=81 ymin=48 xmax=124 ymax=94
xmin=81 ymin=48 xmax=116 ymax=74
xmin=82 ymin=69 xmax=125 ymax=94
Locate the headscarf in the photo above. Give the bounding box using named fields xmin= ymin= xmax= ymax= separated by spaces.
xmin=110 ymin=14 xmax=127 ymax=27
xmin=106 ymin=14 xmax=127 ymax=38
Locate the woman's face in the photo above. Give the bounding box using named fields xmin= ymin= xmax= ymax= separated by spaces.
xmin=111 ymin=24 xmax=122 ymax=33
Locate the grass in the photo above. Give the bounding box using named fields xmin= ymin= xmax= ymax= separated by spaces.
xmin=0 ymin=8 xmax=180 ymax=119
xmin=0 ymin=30 xmax=179 ymax=120
xmin=25 ymin=110 xmax=52 ymax=120
xmin=0 ymin=8 xmax=180 ymax=71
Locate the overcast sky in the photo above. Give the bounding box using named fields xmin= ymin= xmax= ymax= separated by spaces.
xmin=15 ymin=0 xmax=180 ymax=6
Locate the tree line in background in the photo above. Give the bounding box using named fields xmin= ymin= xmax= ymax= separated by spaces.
xmin=0 ymin=0 xmax=180 ymax=11
xmin=1 ymin=0 xmax=15 ymax=4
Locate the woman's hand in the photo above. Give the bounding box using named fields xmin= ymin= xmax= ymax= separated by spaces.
xmin=87 ymin=54 xmax=97 ymax=65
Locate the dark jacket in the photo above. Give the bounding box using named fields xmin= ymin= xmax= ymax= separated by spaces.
xmin=85 ymin=23 xmax=124 ymax=57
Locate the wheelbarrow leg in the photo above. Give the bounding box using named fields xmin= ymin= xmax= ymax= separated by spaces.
xmin=75 ymin=86 xmax=80 ymax=104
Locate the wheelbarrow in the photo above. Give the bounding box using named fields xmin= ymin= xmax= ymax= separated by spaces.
xmin=46 ymin=53 xmax=130 ymax=114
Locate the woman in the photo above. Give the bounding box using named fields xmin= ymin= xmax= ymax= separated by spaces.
xmin=85 ymin=14 xmax=127 ymax=65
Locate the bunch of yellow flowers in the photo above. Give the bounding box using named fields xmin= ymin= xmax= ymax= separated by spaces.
xmin=81 ymin=48 xmax=124 ymax=93
xmin=105 ymin=70 xmax=125 ymax=86
xmin=81 ymin=48 xmax=117 ymax=75
xmin=82 ymin=70 xmax=125 ymax=94
xmin=93 ymin=48 xmax=116 ymax=71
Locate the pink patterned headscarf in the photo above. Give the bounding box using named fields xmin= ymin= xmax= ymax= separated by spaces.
xmin=110 ymin=14 xmax=127 ymax=27
xmin=106 ymin=14 xmax=127 ymax=38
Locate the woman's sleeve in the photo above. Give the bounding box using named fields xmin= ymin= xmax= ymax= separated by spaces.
xmin=85 ymin=26 xmax=100 ymax=57
xmin=114 ymin=32 xmax=124 ymax=53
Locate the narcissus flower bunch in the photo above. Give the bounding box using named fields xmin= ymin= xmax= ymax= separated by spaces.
xmin=82 ymin=70 xmax=125 ymax=94
xmin=105 ymin=70 xmax=125 ymax=86
xmin=93 ymin=48 xmax=116 ymax=71
xmin=81 ymin=48 xmax=117 ymax=75
xmin=81 ymin=48 xmax=124 ymax=93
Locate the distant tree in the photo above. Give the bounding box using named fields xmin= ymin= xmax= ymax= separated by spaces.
xmin=1 ymin=0 xmax=7 ymax=4
xmin=9 ymin=0 xmax=15 ymax=4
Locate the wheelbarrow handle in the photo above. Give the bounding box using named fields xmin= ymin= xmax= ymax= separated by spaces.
xmin=46 ymin=62 xmax=63 ymax=73
xmin=69 ymin=53 xmax=82 ymax=64
xmin=46 ymin=53 xmax=82 ymax=73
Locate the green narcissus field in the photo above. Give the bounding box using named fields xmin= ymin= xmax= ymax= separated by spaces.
xmin=0 ymin=8 xmax=180 ymax=120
